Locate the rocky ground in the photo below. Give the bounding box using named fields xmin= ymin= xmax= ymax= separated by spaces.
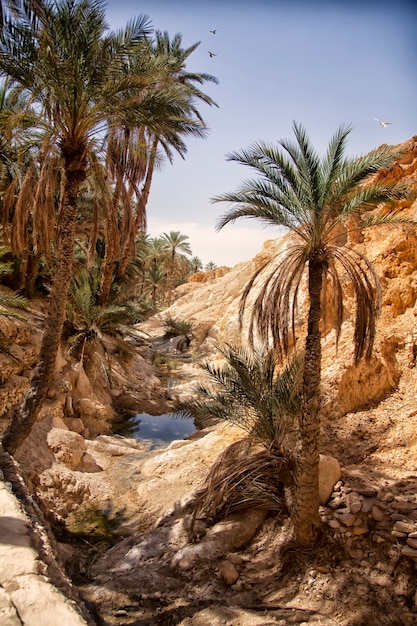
xmin=46 ymin=360 xmax=416 ymax=626
xmin=1 ymin=322 xmax=417 ymax=626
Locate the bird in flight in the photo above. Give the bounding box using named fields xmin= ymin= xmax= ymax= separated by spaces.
xmin=208 ymin=51 xmax=217 ymax=58
xmin=210 ymin=29 xmax=217 ymax=34
xmin=374 ymin=118 xmax=393 ymax=128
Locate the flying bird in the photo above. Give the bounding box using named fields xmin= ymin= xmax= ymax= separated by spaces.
xmin=208 ymin=51 xmax=217 ymax=57
xmin=210 ymin=29 xmax=217 ymax=34
xmin=374 ymin=118 xmax=393 ymax=128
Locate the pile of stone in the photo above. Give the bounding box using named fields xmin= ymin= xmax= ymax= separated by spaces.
xmin=321 ymin=477 xmax=417 ymax=561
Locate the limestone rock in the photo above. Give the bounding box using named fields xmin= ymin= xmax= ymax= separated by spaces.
xmin=318 ymin=455 xmax=341 ymax=504
xmin=220 ymin=560 xmax=239 ymax=585
xmin=47 ymin=428 xmax=86 ymax=470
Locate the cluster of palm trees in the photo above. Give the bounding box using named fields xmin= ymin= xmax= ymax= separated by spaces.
xmin=0 ymin=0 xmax=217 ymax=453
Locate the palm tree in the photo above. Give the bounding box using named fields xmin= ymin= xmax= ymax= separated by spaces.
xmin=205 ymin=261 xmax=217 ymax=272
xmin=189 ymin=256 xmax=203 ymax=273
xmin=66 ymin=267 xmax=148 ymax=378
xmin=176 ymin=344 xmax=301 ymax=527
xmin=145 ymin=263 xmax=167 ymax=308
xmin=162 ymin=230 xmax=192 ymax=264
xmin=0 ymin=0 xmax=153 ymax=454
xmin=213 ymin=122 xmax=414 ymax=545
xmin=100 ymin=31 xmax=218 ymax=304
xmin=179 ymin=343 xmax=302 ymax=450
xmin=161 ymin=230 xmax=192 ymax=298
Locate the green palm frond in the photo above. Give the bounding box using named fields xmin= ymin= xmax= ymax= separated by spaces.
xmin=213 ymin=121 xmax=416 ymax=362
xmin=164 ymin=316 xmax=194 ymax=338
xmin=177 ymin=343 xmax=303 ymax=450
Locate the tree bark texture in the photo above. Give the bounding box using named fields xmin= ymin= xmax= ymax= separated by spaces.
xmin=117 ymin=136 xmax=157 ymax=280
xmin=291 ymin=258 xmax=324 ymax=545
xmin=98 ymin=180 xmax=121 ymax=307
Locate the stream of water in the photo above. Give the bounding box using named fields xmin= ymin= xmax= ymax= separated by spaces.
xmin=117 ymin=412 xmax=196 ymax=450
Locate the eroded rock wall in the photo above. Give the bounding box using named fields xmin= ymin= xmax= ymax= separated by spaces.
xmin=141 ymin=136 xmax=417 ymax=419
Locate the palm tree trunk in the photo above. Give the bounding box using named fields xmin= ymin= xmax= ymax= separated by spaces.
xmin=117 ymin=135 xmax=158 ymax=280
xmin=98 ymin=180 xmax=122 ymax=307
xmin=291 ymin=258 xmax=323 ymax=545
xmin=2 ymin=164 xmax=84 ymax=455
xmin=22 ymin=248 xmax=41 ymax=299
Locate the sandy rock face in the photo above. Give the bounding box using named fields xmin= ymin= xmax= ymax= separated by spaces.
xmin=141 ymin=138 xmax=417 ymax=420
xmin=47 ymin=428 xmax=86 ymax=469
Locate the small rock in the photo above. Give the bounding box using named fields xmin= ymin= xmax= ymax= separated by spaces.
xmin=393 ymin=521 xmax=416 ymax=534
xmin=347 ymin=493 xmax=362 ymax=514
xmin=379 ymin=491 xmax=394 ymax=502
xmin=392 ymin=501 xmax=415 ymax=515
xmin=372 ymin=506 xmax=386 ymax=522
xmin=361 ymin=499 xmax=374 ymax=514
xmin=328 ymin=497 xmax=344 ymax=510
xmin=359 ymin=488 xmax=378 ymax=498
xmin=227 ymin=552 xmax=244 ymax=566
xmin=406 ymin=538 xmax=417 ymax=549
xmin=220 ymin=560 xmax=239 ymax=585
xmin=401 ymin=545 xmax=417 ymax=558
xmin=336 ymin=512 xmax=356 ymax=527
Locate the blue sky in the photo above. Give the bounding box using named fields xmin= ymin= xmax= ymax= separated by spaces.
xmin=105 ymin=0 xmax=417 ymax=267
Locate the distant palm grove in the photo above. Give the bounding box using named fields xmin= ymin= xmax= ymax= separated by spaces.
xmin=0 ymin=0 xmax=217 ymax=453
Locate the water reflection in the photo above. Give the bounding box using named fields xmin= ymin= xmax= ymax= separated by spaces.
xmin=122 ymin=413 xmax=195 ymax=450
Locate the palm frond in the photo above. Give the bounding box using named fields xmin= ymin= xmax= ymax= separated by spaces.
xmin=177 ymin=343 xmax=303 ymax=450
xmin=190 ymin=438 xmax=292 ymax=529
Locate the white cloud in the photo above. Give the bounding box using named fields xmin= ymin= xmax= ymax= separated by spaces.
xmin=147 ymin=219 xmax=283 ymax=268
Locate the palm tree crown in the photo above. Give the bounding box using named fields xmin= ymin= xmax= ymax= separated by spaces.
xmin=214 ymin=122 xmax=409 ymax=363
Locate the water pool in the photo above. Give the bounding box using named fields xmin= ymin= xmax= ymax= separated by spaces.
xmin=120 ymin=412 xmax=196 ymax=450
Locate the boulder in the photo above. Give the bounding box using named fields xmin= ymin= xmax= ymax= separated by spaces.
xmin=47 ymin=428 xmax=86 ymax=470
xmin=319 ymin=454 xmax=341 ymax=504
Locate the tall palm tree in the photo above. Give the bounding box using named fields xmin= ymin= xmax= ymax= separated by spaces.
xmin=0 ymin=0 xmax=153 ymax=454
xmin=111 ymin=30 xmax=218 ymax=288
xmin=213 ymin=122 xmax=414 ymax=545
xmin=161 ymin=229 xmax=192 ymax=297
xmin=161 ymin=230 xmax=192 ymax=263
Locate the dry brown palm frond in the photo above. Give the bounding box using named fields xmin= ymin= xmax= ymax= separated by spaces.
xmin=328 ymin=245 xmax=381 ymax=362
xmin=240 ymin=244 xmax=307 ymax=355
xmin=191 ymin=438 xmax=293 ymax=534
